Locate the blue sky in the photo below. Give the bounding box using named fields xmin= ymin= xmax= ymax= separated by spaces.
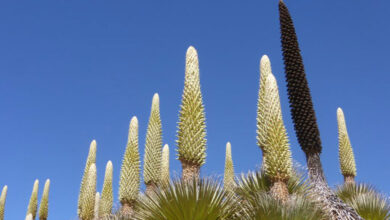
xmin=0 ymin=0 xmax=389 ymax=219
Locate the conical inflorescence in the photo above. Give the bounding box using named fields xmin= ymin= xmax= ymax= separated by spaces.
xmin=94 ymin=192 xmax=100 ymax=219
xmin=38 ymin=179 xmax=50 ymax=220
xmin=160 ymin=144 xmax=170 ymax=186
xmin=223 ymin=142 xmax=235 ymax=192
xmin=99 ymin=161 xmax=113 ymax=217
xmin=26 ymin=179 xmax=39 ymax=219
xmin=78 ymin=140 xmax=97 ymax=214
xmin=119 ymin=116 xmax=140 ymax=214
xmin=79 ymin=164 xmax=97 ymax=220
xmin=177 ymin=46 xmax=207 ymax=181
xmin=337 ymin=108 xmax=357 ymax=184
xmin=143 ymin=93 xmax=163 ymax=192
xmin=0 ymin=185 xmax=8 ymax=220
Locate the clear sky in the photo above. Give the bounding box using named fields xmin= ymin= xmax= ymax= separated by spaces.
xmin=0 ymin=0 xmax=389 ymax=219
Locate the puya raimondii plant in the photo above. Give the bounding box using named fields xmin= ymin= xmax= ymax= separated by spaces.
xmin=38 ymin=179 xmax=50 ymax=220
xmin=160 ymin=144 xmax=170 ymax=187
xmin=0 ymin=185 xmax=7 ymax=220
xmin=337 ymin=108 xmax=357 ymax=185
xmin=119 ymin=116 xmax=140 ymax=216
xmin=223 ymin=142 xmax=235 ymax=192
xmin=79 ymin=164 xmax=97 ymax=220
xmin=143 ymin=93 xmax=163 ymax=194
xmin=98 ymin=160 xmax=113 ymax=217
xmin=176 ymin=46 xmax=207 ymax=181
xmin=279 ymin=0 xmax=362 ymax=218
xmin=26 ymin=179 xmax=39 ymax=219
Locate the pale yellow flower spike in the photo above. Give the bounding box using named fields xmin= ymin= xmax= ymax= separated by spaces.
xmin=0 ymin=185 xmax=8 ymax=220
xmin=119 ymin=117 xmax=140 ymax=204
xmin=143 ymin=93 xmax=163 ymax=185
xmin=25 ymin=213 xmax=33 ymax=220
xmin=94 ymin=192 xmax=100 ymax=219
xmin=38 ymin=179 xmax=50 ymax=220
xmin=337 ymin=108 xmax=357 ymax=181
xmin=177 ymin=46 xmax=207 ymax=167
xmin=99 ymin=161 xmax=113 ymax=217
xmin=78 ymin=140 xmax=97 ymax=214
xmin=80 ymin=164 xmax=97 ymax=220
xmin=223 ymin=142 xmax=235 ymax=191
xmin=160 ymin=144 xmax=170 ymax=186
xmin=26 ymin=179 xmax=39 ymax=219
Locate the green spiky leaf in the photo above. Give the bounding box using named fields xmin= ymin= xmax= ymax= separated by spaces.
xmin=79 ymin=164 xmax=97 ymax=220
xmin=337 ymin=108 xmax=357 ymax=177
xmin=78 ymin=140 xmax=97 ymax=214
xmin=160 ymin=144 xmax=170 ymax=186
xmin=26 ymin=179 xmax=39 ymax=219
xmin=177 ymin=46 xmax=207 ymax=166
xmin=99 ymin=161 xmax=113 ymax=216
xmin=143 ymin=93 xmax=163 ymax=185
xmin=38 ymin=179 xmax=50 ymax=220
xmin=119 ymin=116 xmax=140 ymax=204
xmin=223 ymin=142 xmax=235 ymax=191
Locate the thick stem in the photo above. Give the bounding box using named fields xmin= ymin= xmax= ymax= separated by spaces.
xmin=181 ymin=161 xmax=200 ymax=182
xmin=120 ymin=202 xmax=134 ymax=217
xmin=270 ymin=181 xmax=289 ymax=203
xmin=145 ymin=182 xmax=158 ymax=196
xmin=306 ymin=152 xmax=362 ymax=220
xmin=344 ymin=175 xmax=355 ymax=185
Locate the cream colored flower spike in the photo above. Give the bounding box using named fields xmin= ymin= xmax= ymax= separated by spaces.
xmin=160 ymin=144 xmax=170 ymax=186
xmin=25 ymin=214 xmax=33 ymax=220
xmin=38 ymin=179 xmax=50 ymax=220
xmin=78 ymin=140 xmax=97 ymax=215
xmin=0 ymin=185 xmax=8 ymax=220
xmin=99 ymin=161 xmax=113 ymax=217
xmin=80 ymin=164 xmax=97 ymax=220
xmin=257 ymin=55 xmax=274 ymax=150
xmin=263 ymin=73 xmax=292 ymax=182
xmin=337 ymin=108 xmax=357 ymax=177
xmin=143 ymin=93 xmax=163 ymax=185
xmin=177 ymin=46 xmax=207 ymax=166
xmin=26 ymin=179 xmax=39 ymax=219
xmin=223 ymin=142 xmax=235 ymax=191
xmin=94 ymin=192 xmax=100 ymax=219
xmin=119 ymin=116 xmax=140 ymax=204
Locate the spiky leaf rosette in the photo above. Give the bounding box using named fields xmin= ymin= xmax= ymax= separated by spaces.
xmin=99 ymin=161 xmax=113 ymax=216
xmin=119 ymin=116 xmax=140 ymax=204
xmin=177 ymin=46 xmax=207 ymax=166
xmin=143 ymin=93 xmax=163 ymax=185
xmin=257 ymin=55 xmax=273 ymax=150
xmin=78 ymin=140 xmax=97 ymax=214
xmin=94 ymin=192 xmax=100 ymax=219
xmin=160 ymin=144 xmax=170 ymax=186
xmin=263 ymin=74 xmax=292 ymax=182
xmin=80 ymin=164 xmax=97 ymax=220
xmin=0 ymin=186 xmax=7 ymax=220
xmin=224 ymin=142 xmax=235 ymax=191
xmin=26 ymin=179 xmax=39 ymax=219
xmin=337 ymin=108 xmax=357 ymax=178
xmin=279 ymin=0 xmax=322 ymax=155
xmin=38 ymin=179 xmax=50 ymax=220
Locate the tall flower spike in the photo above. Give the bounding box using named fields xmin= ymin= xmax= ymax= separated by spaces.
xmin=26 ymin=179 xmax=39 ymax=219
xmin=94 ymin=192 xmax=100 ymax=220
xmin=78 ymin=140 xmax=97 ymax=214
xmin=263 ymin=73 xmax=292 ymax=202
xmin=223 ymin=142 xmax=235 ymax=192
xmin=143 ymin=93 xmax=163 ymax=193
xmin=79 ymin=164 xmax=96 ymax=220
xmin=119 ymin=116 xmax=140 ymax=215
xmin=99 ymin=161 xmax=113 ymax=217
xmin=0 ymin=185 xmax=8 ymax=220
xmin=38 ymin=179 xmax=50 ymax=220
xmin=160 ymin=144 xmax=170 ymax=186
xmin=177 ymin=46 xmax=207 ymax=181
xmin=25 ymin=214 xmax=33 ymax=220
xmin=337 ymin=108 xmax=357 ymax=184
xmin=279 ymin=1 xmax=362 ymax=218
